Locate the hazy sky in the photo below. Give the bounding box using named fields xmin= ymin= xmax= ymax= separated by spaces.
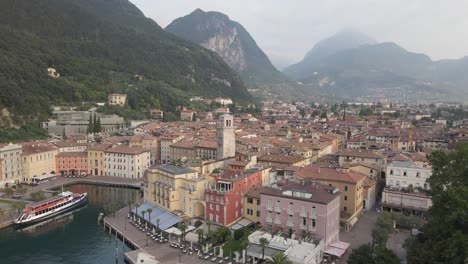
xmin=131 ymin=0 xmax=468 ymax=69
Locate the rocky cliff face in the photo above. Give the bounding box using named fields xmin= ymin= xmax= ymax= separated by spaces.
xmin=166 ymin=9 xmax=288 ymax=86
xmin=200 ymin=26 xmax=247 ymax=72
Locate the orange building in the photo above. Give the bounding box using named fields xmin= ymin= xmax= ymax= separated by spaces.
xmin=56 ymin=152 xmax=88 ymax=176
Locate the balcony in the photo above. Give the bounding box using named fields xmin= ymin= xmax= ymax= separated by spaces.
xmin=274 ymin=206 xmax=281 ymax=213
xmin=286 ymin=221 xmax=294 ymax=227
xmin=274 ymin=219 xmax=281 ymax=225
xmin=266 ymin=205 xmax=273 ymax=211
xmin=287 ymin=208 xmax=294 ymax=215
xmin=300 ymin=211 xmax=307 ymax=218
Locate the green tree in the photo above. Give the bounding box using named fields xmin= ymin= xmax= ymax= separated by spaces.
xmin=206 ymin=220 xmax=212 ymax=233
xmin=406 ymin=144 xmax=468 ymax=264
xmin=372 ymin=212 xmax=394 ymax=245
xmin=259 ymin=237 xmax=270 ymax=260
xmin=266 ymin=252 xmax=292 ymax=264
xmin=179 ymin=222 xmax=188 ymax=242
xmin=348 ymin=244 xmax=399 ymax=264
xmin=196 ymin=228 xmax=205 ymax=246
xmin=88 ymin=114 xmax=93 ymax=134
xmin=146 ymin=208 xmax=152 ymax=227
xmin=95 ymin=117 xmax=102 ymax=133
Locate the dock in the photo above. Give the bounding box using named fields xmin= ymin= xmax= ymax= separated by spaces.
xmin=103 ymin=208 xmax=223 ymax=264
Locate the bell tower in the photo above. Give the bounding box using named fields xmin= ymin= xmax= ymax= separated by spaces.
xmin=217 ymin=114 xmax=235 ymax=160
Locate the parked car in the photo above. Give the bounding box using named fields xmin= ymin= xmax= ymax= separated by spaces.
xmin=12 ymin=193 xmax=23 ymax=199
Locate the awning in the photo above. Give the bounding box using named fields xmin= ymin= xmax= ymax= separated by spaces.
xmin=231 ymin=217 xmax=254 ymax=231
xmin=324 ymin=241 xmax=350 ymax=258
xmin=324 ymin=247 xmax=346 ymax=258
xmin=131 ymin=202 xmax=182 ymax=230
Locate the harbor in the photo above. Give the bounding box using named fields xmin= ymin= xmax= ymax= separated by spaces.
xmin=0 ymin=184 xmax=140 ymax=264
xmin=103 ymin=207 xmax=225 ymax=264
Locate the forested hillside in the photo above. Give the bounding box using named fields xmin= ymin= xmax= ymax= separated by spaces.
xmin=0 ymin=0 xmax=251 ymax=125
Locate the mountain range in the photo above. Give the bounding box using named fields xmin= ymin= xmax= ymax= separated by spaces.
xmin=283 ymin=31 xmax=468 ymax=101
xmin=165 ymin=9 xmax=289 ymax=87
xmin=0 ymin=0 xmax=251 ymax=125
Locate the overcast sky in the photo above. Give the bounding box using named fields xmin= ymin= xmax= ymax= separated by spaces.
xmin=131 ymin=0 xmax=468 ymax=69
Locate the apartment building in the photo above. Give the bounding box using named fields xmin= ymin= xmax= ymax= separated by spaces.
xmin=205 ymin=168 xmax=264 ymax=226
xmin=386 ymin=161 xmax=431 ymax=190
xmin=56 ymin=152 xmax=88 ymax=176
xmin=21 ymin=142 xmax=58 ymax=183
xmin=259 ymin=181 xmax=340 ymax=246
xmin=87 ymin=143 xmax=112 ymax=176
xmin=104 ymin=145 xmax=150 ymax=179
xmin=145 ymin=165 xmax=206 ymax=218
xmin=108 ymin=93 xmax=127 ymax=106
xmin=0 ymin=143 xmax=22 ymax=186
xmin=295 ymin=166 xmax=366 ymax=231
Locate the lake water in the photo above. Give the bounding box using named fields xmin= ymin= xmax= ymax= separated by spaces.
xmin=0 ymin=184 xmax=140 ymax=264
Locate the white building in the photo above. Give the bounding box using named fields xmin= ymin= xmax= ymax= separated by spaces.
xmin=159 ymin=135 xmax=184 ymax=164
xmin=214 ymin=97 xmax=233 ymax=105
xmin=104 ymin=145 xmax=150 ymax=179
xmin=247 ymin=230 xmax=325 ymax=264
xmin=0 ymin=143 xmax=22 ymax=187
xmin=216 ymin=114 xmax=235 ymax=160
xmin=386 ymin=161 xmax=431 ymax=190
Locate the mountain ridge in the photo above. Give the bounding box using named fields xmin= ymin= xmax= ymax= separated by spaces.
xmin=166 ymin=9 xmax=289 ymax=87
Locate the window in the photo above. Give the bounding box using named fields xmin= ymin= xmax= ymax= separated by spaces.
xmin=256 ymin=211 xmax=260 ymax=217
xmin=216 ymin=205 xmax=219 ymax=211
xmin=344 ymin=186 xmax=348 ymax=191
xmin=403 ymin=171 xmax=407 ymax=176
xmin=247 ymin=197 xmax=253 ymax=204
xmin=257 ymin=199 xmax=260 ymax=206
xmin=344 ymin=196 xmax=348 ymax=201
xmin=390 ymin=170 xmax=393 ymax=175
xmin=302 ymin=217 xmax=307 ymax=225
xmin=344 ymin=206 xmax=347 ymax=212
xmin=210 ymin=204 xmax=213 ymax=210
xmin=311 ymin=206 xmax=316 ymax=217
xmin=416 ymin=172 xmax=420 ymax=178
xmin=312 ymin=219 xmax=316 ymax=228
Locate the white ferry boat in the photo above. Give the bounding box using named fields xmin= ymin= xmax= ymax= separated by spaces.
xmin=14 ymin=191 xmax=87 ymax=227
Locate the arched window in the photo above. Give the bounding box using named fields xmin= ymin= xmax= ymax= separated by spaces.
xmin=390 ymin=170 xmax=393 ymax=175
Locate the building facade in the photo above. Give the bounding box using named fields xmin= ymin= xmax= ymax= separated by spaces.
xmin=145 ymin=165 xmax=206 ymax=218
xmin=259 ymin=182 xmax=340 ymax=246
xmin=21 ymin=143 xmax=58 ymax=183
xmin=0 ymin=143 xmax=22 ymax=186
xmin=87 ymin=144 xmax=111 ymax=176
xmin=56 ymin=152 xmax=88 ymax=176
xmin=108 ymin=93 xmax=127 ymax=106
xmin=386 ymin=161 xmax=431 ymax=190
xmin=104 ymin=145 xmax=150 ymax=179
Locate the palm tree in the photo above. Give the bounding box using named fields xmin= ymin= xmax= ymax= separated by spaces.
xmin=206 ymin=220 xmax=212 ymax=233
xmin=259 ymin=237 xmax=270 ymax=261
xmin=179 ymin=222 xmax=188 ymax=242
xmin=196 ymin=228 xmax=205 ymax=249
xmin=147 ymin=208 xmax=152 ymax=226
xmin=266 ymin=252 xmax=292 ymax=264
xmin=141 ymin=210 xmax=146 ymax=226
xmin=156 ymin=218 xmax=160 ymax=231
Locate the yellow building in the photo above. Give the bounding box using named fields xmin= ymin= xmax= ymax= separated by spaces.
xmin=108 ymin=93 xmax=127 ymax=106
xmin=295 ymin=166 xmax=366 ymax=231
xmin=145 ymin=165 xmax=206 ymax=218
xmin=21 ymin=142 xmax=58 ymax=183
xmin=243 ymin=185 xmax=265 ymax=224
xmin=87 ymin=143 xmax=111 ymax=176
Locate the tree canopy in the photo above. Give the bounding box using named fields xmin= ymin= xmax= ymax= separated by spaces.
xmin=406 ymin=144 xmax=468 ymax=264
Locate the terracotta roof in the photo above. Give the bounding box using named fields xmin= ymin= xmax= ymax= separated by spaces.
xmin=295 ymin=166 xmax=366 ymax=184
xmin=21 ymin=142 xmax=57 ymax=155
xmin=245 ymin=185 xmax=267 ymax=199
xmin=105 ymin=145 xmax=149 ymax=155
xmin=337 ymin=149 xmax=383 ymax=159
xmin=57 ymin=151 xmax=87 ymax=157
xmin=88 ymin=143 xmax=113 ymax=151
xmin=259 ymin=180 xmax=339 ymax=205
xmin=53 ymin=141 xmax=88 ymax=148
xmin=258 ymin=154 xmax=305 ymax=164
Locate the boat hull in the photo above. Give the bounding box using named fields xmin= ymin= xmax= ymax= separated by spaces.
xmin=15 ymin=195 xmax=87 ymax=228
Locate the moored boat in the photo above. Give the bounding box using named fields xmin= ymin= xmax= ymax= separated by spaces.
xmin=14 ymin=191 xmax=87 ymax=227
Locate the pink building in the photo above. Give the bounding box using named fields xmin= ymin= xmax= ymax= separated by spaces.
xmin=56 ymin=152 xmax=88 ymax=176
xmin=259 ymin=181 xmax=341 ymax=246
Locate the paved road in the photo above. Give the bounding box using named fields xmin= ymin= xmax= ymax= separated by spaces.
xmin=339 ymin=210 xmax=379 ymax=263
xmin=387 ymin=229 xmax=410 ymax=261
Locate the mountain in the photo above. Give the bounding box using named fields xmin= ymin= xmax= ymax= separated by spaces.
xmin=165 ymin=9 xmax=289 ymax=87
xmin=284 ymin=30 xmax=376 ymax=79
xmin=283 ymin=31 xmax=468 ymax=102
xmin=0 ymin=0 xmax=251 ymax=125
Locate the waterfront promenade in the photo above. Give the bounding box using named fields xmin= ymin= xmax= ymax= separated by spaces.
xmin=104 ymin=208 xmax=218 ymax=264
xmin=25 ymin=175 xmax=142 ymax=196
